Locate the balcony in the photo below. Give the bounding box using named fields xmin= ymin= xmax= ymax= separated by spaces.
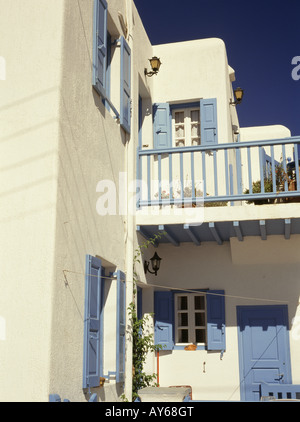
xmin=136 ymin=136 xmax=300 ymax=245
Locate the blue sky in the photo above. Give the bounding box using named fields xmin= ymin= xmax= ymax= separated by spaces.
xmin=134 ymin=0 xmax=300 ymax=136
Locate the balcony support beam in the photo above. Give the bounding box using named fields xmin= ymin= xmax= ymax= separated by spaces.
xmin=158 ymin=225 xmax=180 ymax=247
xmin=233 ymin=221 xmax=243 ymax=241
xmin=209 ymin=222 xmax=222 ymax=245
xmin=284 ymin=218 xmax=291 ymax=240
xmin=184 ymin=224 xmax=201 ymax=246
xmin=259 ymin=220 xmax=267 ymax=240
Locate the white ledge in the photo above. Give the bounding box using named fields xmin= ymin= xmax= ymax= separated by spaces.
xmin=136 ymin=203 xmax=300 ymax=227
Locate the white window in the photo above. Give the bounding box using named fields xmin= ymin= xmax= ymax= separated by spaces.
xmin=175 ymin=293 xmax=206 ymax=344
xmin=172 ymin=108 xmax=201 ymax=147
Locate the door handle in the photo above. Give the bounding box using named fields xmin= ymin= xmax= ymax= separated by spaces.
xmin=274 ymin=373 xmax=284 ymax=381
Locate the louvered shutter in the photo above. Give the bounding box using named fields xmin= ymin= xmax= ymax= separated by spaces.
xmin=137 ymin=287 xmax=143 ymax=320
xmin=83 ymin=255 xmax=102 ymax=388
xmin=116 ymin=270 xmax=126 ymax=383
xmin=92 ymin=0 xmax=107 ymax=98
xmin=154 ymin=291 xmax=174 ymax=350
xmin=200 ymin=98 xmax=218 ymax=145
xmin=120 ymin=37 xmax=131 ymax=134
xmin=153 ymin=103 xmax=172 ymax=149
xmin=206 ymin=290 xmax=226 ymax=351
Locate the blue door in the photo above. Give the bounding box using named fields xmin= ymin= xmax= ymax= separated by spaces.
xmin=237 ymin=305 xmax=292 ymax=401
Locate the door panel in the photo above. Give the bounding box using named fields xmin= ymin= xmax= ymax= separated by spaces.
xmin=237 ymin=306 xmax=291 ymax=401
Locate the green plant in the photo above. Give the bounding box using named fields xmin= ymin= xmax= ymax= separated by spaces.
xmin=123 ymin=232 xmax=165 ymax=402
xmin=127 ymin=299 xmax=162 ymax=402
xmin=244 ymin=163 xmax=291 ymax=204
xmin=275 ymin=162 xmax=289 ymax=186
xmin=244 ymin=178 xmax=273 ymax=204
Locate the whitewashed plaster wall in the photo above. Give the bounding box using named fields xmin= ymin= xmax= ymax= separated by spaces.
xmin=140 ymin=236 xmax=300 ymax=401
xmin=152 ymin=38 xmax=236 ymax=145
xmin=0 ymin=0 xmax=64 ymax=401
xmin=138 ymin=38 xmax=243 ymax=201
xmin=50 ymin=0 xmax=154 ymax=402
xmin=0 ymin=0 xmax=154 ymax=402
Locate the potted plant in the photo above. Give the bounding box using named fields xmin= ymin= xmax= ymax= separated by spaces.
xmin=244 ymin=163 xmax=290 ymax=204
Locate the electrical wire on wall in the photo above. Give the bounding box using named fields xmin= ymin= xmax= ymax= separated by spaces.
xmin=62 ymin=269 xmax=290 ymax=305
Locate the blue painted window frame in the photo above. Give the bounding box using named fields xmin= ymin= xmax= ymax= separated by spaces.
xmin=153 ymin=103 xmax=172 ymax=149
xmin=92 ymin=0 xmax=108 ymax=99
xmin=83 ymin=255 xmax=104 ymax=389
xmin=154 ymin=291 xmax=174 ymax=350
xmin=138 ymin=95 xmax=143 ymax=149
xmin=200 ymin=98 xmax=218 ymax=145
xmin=93 ymin=2 xmax=132 ymax=130
xmin=103 ymin=32 xmax=112 ymax=111
xmin=154 ymin=289 xmax=225 ymax=351
xmin=152 ymin=100 xmax=218 ymax=150
xmin=116 ymin=270 xmax=126 ymax=383
xmin=120 ymin=37 xmax=131 ymax=134
xmin=137 ymin=286 xmax=143 ymax=320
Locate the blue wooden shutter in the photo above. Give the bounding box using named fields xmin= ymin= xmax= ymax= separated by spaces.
xmin=137 ymin=287 xmax=142 ymax=320
xmin=206 ymin=290 xmax=226 ymax=351
xmin=200 ymin=98 xmax=218 ymax=145
xmin=116 ymin=270 xmax=126 ymax=383
xmin=105 ymin=32 xmax=112 ymax=102
xmin=153 ymin=103 xmax=172 ymax=149
xmin=83 ymin=255 xmax=102 ymax=388
xmin=120 ymin=37 xmax=131 ymax=134
xmin=154 ymin=291 xmax=174 ymax=350
xmin=92 ymin=0 xmax=107 ymax=98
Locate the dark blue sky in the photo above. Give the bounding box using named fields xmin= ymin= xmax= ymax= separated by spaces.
xmin=134 ymin=0 xmax=300 ymax=136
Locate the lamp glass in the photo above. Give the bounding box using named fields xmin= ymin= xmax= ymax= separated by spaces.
xmin=234 ymin=87 xmax=244 ymax=102
xmin=150 ymin=252 xmax=161 ymax=272
xmin=150 ymin=57 xmax=161 ymax=72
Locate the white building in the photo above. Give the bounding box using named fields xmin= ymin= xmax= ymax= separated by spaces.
xmin=0 ymin=0 xmax=299 ymax=402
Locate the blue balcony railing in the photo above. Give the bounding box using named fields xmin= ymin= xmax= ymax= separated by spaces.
xmin=136 ymin=136 xmax=300 ymax=208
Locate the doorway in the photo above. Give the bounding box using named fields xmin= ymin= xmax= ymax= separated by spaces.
xmin=237 ymin=305 xmax=292 ymax=401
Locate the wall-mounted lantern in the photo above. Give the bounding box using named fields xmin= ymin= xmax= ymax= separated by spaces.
xmin=144 ymin=57 xmax=162 ymax=77
xmin=144 ymin=252 xmax=162 ymax=276
xmin=230 ymin=87 xmax=244 ymax=105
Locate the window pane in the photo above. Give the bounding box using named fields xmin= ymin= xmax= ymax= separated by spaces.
xmin=191 ymin=110 xmax=200 ymax=122
xmin=195 ymin=312 xmax=205 ymax=326
xmin=179 ymin=329 xmax=189 ymax=343
xmin=175 ymin=111 xmax=184 ymax=124
xmin=191 ymin=123 xmax=200 ymax=137
xmin=178 ymin=296 xmax=188 ymax=310
xmin=175 ymin=124 xmax=185 ymax=138
xmin=179 ymin=313 xmax=188 ymax=327
xmin=194 ymin=295 xmax=205 ymax=310
xmin=195 ymin=329 xmax=206 ymax=343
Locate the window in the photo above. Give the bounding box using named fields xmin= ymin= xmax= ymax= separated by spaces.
xmin=83 ymin=255 xmax=103 ymax=389
xmin=83 ymin=255 xmax=126 ymax=388
xmin=92 ymin=0 xmax=107 ymax=99
xmin=172 ymin=108 xmax=201 ymax=147
xmin=175 ymin=293 xmax=206 ymax=344
xmin=92 ymin=0 xmax=131 ymax=134
xmin=153 ymin=99 xmax=218 ymax=149
xmin=154 ymin=290 xmax=225 ymax=352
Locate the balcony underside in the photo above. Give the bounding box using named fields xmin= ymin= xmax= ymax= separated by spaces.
xmin=136 ymin=203 xmax=300 ymax=246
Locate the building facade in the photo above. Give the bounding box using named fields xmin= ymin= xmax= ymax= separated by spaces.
xmin=0 ymin=0 xmax=299 ymax=402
